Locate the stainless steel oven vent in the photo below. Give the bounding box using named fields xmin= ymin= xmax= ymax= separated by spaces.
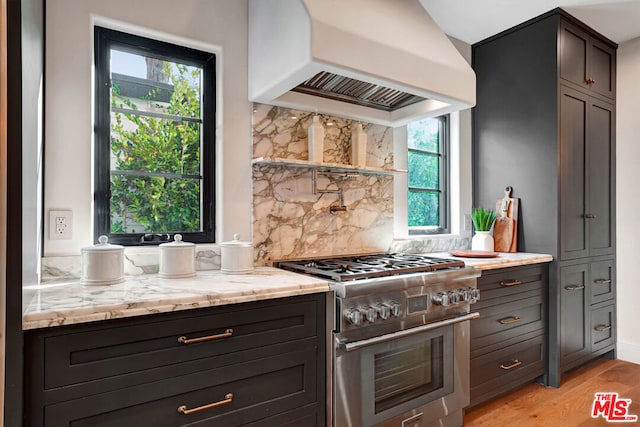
xmin=292 ymin=72 xmax=427 ymax=112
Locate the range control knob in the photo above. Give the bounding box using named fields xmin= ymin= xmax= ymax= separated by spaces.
xmin=344 ymin=309 xmax=363 ymax=326
xmin=364 ymin=306 xmax=377 ymax=323
xmin=470 ymin=288 xmax=481 ymax=303
xmin=375 ymin=303 xmax=391 ymax=320
xmin=457 ymin=288 xmax=471 ymax=302
xmin=448 ymin=291 xmax=461 ymax=305
xmin=388 ymin=301 xmax=402 ymax=317
xmin=432 ymin=292 xmax=450 ymax=306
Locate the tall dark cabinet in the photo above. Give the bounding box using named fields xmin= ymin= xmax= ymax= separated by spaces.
xmin=472 ymin=8 xmax=616 ymax=388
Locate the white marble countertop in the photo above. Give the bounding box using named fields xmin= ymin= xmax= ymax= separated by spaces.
xmin=23 ymin=267 xmax=330 ymax=330
xmin=429 ymin=251 xmax=553 ymax=270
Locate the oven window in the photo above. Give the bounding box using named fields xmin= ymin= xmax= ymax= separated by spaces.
xmin=374 ymin=336 xmax=444 ymax=413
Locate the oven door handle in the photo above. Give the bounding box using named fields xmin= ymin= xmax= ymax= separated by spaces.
xmin=338 ymin=312 xmax=480 ymax=352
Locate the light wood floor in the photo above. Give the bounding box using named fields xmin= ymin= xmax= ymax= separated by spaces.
xmin=464 ymin=358 xmax=640 ymax=426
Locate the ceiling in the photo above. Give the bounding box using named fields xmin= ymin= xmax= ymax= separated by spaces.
xmin=419 ymin=0 xmax=640 ymax=45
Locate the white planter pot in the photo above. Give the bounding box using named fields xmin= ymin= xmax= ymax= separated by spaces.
xmin=471 ymin=231 xmax=494 ymax=251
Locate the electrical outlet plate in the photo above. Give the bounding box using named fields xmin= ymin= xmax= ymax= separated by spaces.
xmin=49 ymin=210 xmax=73 ymax=240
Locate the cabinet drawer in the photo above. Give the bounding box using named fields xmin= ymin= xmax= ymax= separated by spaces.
xmin=42 ymin=298 xmax=319 ymax=390
xmin=591 ymin=304 xmax=615 ymax=352
xmin=590 ymin=259 xmax=615 ymax=305
xmin=470 ymin=335 xmax=544 ymax=395
xmin=476 ymin=265 xmax=546 ymax=307
xmin=45 ymin=346 xmax=318 ymax=427
xmin=471 ymin=296 xmax=544 ymax=352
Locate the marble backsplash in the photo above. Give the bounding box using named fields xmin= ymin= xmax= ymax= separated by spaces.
xmin=252 ymin=104 xmax=395 ymax=264
xmin=41 ymin=245 xmax=220 ymax=282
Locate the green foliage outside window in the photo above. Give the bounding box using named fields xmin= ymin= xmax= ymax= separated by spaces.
xmin=408 ymin=118 xmax=442 ymax=228
xmin=110 ymin=62 xmax=202 ymax=234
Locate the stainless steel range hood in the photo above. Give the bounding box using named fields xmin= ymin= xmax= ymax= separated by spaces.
xmin=248 ymin=0 xmax=476 ymax=127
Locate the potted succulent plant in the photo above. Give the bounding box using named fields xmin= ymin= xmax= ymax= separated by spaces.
xmin=471 ymin=207 xmax=497 ymax=251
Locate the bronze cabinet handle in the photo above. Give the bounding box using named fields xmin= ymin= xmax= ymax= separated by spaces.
xmin=594 ymin=324 xmax=612 ymax=332
xmin=593 ymin=279 xmax=612 ymax=284
xmin=178 ymin=329 xmax=233 ymax=345
xmin=499 ymin=279 xmax=522 ymax=287
xmin=499 ymin=315 xmax=522 ymax=325
xmin=584 ymin=213 xmax=597 ymax=219
xmin=585 ymin=77 xmax=596 ymax=85
xmin=178 ymin=393 xmax=234 ymax=415
xmin=500 ymin=359 xmax=522 ymax=370
xmin=565 ymin=284 xmax=585 ymax=291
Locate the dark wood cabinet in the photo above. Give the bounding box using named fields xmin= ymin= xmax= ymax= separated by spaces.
xmin=559 ymin=263 xmax=590 ymax=366
xmin=469 ymin=264 xmax=548 ymax=407
xmin=25 ymin=293 xmax=327 ymax=427
xmin=473 ymin=8 xmax=617 ymax=388
xmin=559 ymin=86 xmax=615 ymax=261
xmin=559 ymin=19 xmax=616 ymax=100
xmin=559 ymin=259 xmax=616 ymax=372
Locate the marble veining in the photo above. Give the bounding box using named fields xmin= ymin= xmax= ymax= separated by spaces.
xmin=252 ymin=104 xmax=395 ymax=264
xmin=41 ymin=245 xmax=222 ymax=283
xmin=389 ymin=236 xmax=471 ymax=254
xmin=23 ymin=267 xmax=329 ymax=330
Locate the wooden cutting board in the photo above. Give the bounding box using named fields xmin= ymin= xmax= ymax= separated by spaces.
xmin=493 ymin=186 xmax=518 ymax=252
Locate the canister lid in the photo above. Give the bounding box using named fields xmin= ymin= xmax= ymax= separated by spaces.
xmin=159 ymin=234 xmax=194 ymax=248
xmin=82 ymin=235 xmax=124 ymax=252
xmin=220 ymin=233 xmax=253 ymax=247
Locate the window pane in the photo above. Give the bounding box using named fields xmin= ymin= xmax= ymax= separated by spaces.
xmin=111 ymin=50 xmax=202 ymax=118
xmin=408 ymin=190 xmax=439 ymax=227
xmin=408 ymin=151 xmax=439 ymax=189
xmin=110 ymin=112 xmax=201 ymax=175
xmin=407 ymin=118 xmax=439 ymax=152
xmin=110 ymin=175 xmax=201 ymax=234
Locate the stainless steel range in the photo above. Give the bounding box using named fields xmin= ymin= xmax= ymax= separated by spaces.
xmin=279 ymin=253 xmax=481 ymax=427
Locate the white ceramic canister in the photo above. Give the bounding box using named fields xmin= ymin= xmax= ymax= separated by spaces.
xmin=81 ymin=235 xmax=125 ymax=285
xmin=220 ymin=233 xmax=254 ymax=274
xmin=159 ymin=234 xmax=196 ymax=278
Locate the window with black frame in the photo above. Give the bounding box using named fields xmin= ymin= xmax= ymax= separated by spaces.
xmin=407 ymin=115 xmax=449 ymax=234
xmin=94 ymin=27 xmax=215 ymax=244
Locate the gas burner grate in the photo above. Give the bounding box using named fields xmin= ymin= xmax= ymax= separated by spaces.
xmin=278 ymin=253 xmax=465 ymax=282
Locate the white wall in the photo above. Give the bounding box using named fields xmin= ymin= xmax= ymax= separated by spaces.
xmin=615 ymin=37 xmax=640 ymax=364
xmin=44 ymin=0 xmax=251 ymax=256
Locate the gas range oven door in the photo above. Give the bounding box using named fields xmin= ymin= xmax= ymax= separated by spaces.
xmin=333 ymin=312 xmax=478 ymax=427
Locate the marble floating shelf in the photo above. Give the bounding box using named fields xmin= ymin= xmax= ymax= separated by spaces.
xmin=252 ymin=157 xmax=407 ymax=175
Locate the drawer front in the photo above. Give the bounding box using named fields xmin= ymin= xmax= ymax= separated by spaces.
xmin=590 ymin=259 xmax=615 ymax=305
xmin=471 ymin=335 xmax=544 ymax=387
xmin=471 ymin=295 xmax=544 ymax=352
xmin=45 ymin=346 xmax=319 ymax=427
xmin=591 ymin=304 xmax=615 ymax=352
xmin=476 ymin=265 xmax=546 ymax=307
xmin=43 ymin=297 xmax=320 ymax=389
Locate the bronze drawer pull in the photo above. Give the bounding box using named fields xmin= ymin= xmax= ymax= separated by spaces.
xmin=178 ymin=393 xmax=234 ymax=415
xmin=594 ymin=324 xmax=612 ymax=332
xmin=584 ymin=213 xmax=597 ymax=219
xmin=594 ymin=279 xmax=612 ymax=284
xmin=565 ymin=284 xmax=585 ymax=291
xmin=178 ymin=329 xmax=233 ymax=345
xmin=585 ymin=77 xmax=596 ymax=85
xmin=500 ymin=359 xmax=522 ymax=370
xmin=499 ymin=279 xmax=522 ymax=287
xmin=499 ymin=315 xmax=521 ymax=325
